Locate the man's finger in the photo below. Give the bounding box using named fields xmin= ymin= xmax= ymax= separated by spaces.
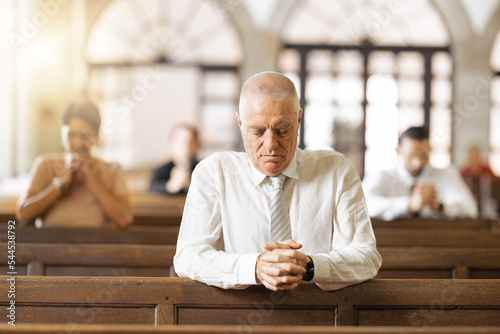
xmin=262 ymin=263 xmax=306 ymax=277
xmin=286 ymin=240 xmax=303 ymax=249
xmin=271 ymin=249 xmax=310 ymax=262
xmin=264 ymin=240 xmax=302 ymax=252
xmin=261 ymin=278 xmax=278 ymax=291
xmin=264 ymin=241 xmax=291 ymax=251
xmin=261 ymin=273 xmax=299 ymax=291
xmin=259 ymin=252 xmax=294 ymax=264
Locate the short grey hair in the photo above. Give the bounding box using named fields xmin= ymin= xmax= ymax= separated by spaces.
xmin=238 ymin=71 xmax=300 ymax=116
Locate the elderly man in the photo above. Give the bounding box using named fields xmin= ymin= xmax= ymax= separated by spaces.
xmin=362 ymin=126 xmax=478 ymax=220
xmin=174 ymin=72 xmax=381 ymax=291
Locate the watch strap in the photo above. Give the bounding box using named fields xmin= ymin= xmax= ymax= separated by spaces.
xmin=302 ymin=255 xmax=315 ymax=282
xmin=53 ymin=177 xmax=67 ymax=194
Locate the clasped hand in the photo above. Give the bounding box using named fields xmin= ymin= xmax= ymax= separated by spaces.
xmin=255 ymin=239 xmax=310 ymax=291
xmin=409 ymin=184 xmax=441 ymax=212
xmin=60 ymin=153 xmax=96 ymax=190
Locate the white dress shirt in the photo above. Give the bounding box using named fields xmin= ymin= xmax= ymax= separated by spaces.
xmin=362 ymin=163 xmax=478 ymax=221
xmin=174 ymin=148 xmax=382 ymax=291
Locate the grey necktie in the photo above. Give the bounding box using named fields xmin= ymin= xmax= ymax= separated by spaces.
xmin=269 ymin=174 xmax=292 ymax=242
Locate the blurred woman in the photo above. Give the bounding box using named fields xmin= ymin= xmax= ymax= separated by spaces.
xmin=16 ymin=100 xmax=133 ymax=229
xmin=149 ymin=123 xmax=199 ymax=195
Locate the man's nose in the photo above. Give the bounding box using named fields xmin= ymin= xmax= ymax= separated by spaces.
xmin=410 ymin=157 xmax=424 ymax=169
xmin=264 ymin=130 xmax=279 ymax=150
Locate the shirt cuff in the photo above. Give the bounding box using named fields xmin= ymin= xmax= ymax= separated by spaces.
xmin=393 ymin=197 xmax=412 ymax=218
xmin=238 ymin=253 xmax=260 ymax=285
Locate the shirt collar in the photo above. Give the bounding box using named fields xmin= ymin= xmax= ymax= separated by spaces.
xmin=397 ymin=162 xmax=430 ymax=180
xmin=249 ymin=149 xmax=299 ymax=186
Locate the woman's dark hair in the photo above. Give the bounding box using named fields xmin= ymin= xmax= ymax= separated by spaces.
xmin=61 ymin=100 xmax=101 ymax=133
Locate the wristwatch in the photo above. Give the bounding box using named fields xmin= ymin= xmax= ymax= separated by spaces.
xmin=302 ymin=256 xmax=315 ymax=282
xmin=52 ymin=177 xmax=66 ymax=194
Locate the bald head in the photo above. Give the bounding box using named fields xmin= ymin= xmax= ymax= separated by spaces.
xmin=239 ymin=71 xmax=300 ymax=116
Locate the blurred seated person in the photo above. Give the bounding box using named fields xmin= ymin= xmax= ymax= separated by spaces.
xmin=461 ymin=145 xmax=497 ymax=217
xmin=461 ymin=145 xmax=495 ymax=178
xmin=16 ymin=100 xmax=133 ymax=229
xmin=362 ymin=126 xmax=478 ymax=220
xmin=148 ymin=124 xmax=199 ymax=195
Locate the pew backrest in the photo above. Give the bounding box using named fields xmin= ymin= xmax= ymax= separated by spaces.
xmin=1 ymin=277 xmax=499 ymax=327
xmin=375 ymin=229 xmax=500 ymax=248
xmin=1 ymin=324 xmax=500 ymax=334
xmin=377 ymin=247 xmax=500 ymax=279
xmin=0 ymin=226 xmax=179 ymax=245
xmin=371 ymin=218 xmax=500 ymax=232
xmin=0 ymin=243 xmax=175 ymax=277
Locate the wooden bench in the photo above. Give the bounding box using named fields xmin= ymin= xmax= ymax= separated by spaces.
xmin=1 ymin=277 xmax=499 ymax=326
xmin=377 ymin=247 xmax=500 ymax=279
xmin=2 ymin=224 xmax=499 ymax=250
xmin=3 ymin=243 xmax=500 ymax=279
xmin=0 ymin=193 xmax=185 ymax=226
xmin=371 ymin=218 xmax=500 ymax=232
xmin=132 ymin=193 xmax=185 ymax=226
xmin=0 ymin=195 xmax=16 ymax=224
xmin=1 ymin=324 xmax=500 ymax=334
xmin=492 ymin=176 xmax=500 ymax=216
xmin=0 ymin=243 xmax=175 ymax=277
xmin=375 ymin=229 xmax=500 ymax=248
xmin=2 ymin=223 xmax=500 ymax=251
xmin=0 ymin=225 xmax=179 ymax=245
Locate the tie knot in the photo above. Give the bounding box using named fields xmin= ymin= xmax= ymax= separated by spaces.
xmin=269 ymin=174 xmax=286 ymax=191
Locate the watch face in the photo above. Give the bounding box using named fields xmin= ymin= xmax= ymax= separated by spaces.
xmin=53 ymin=178 xmax=63 ymax=189
xmin=53 ymin=178 xmax=60 ymax=186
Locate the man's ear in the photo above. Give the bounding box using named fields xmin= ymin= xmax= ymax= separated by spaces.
xmin=236 ymin=112 xmax=242 ymax=127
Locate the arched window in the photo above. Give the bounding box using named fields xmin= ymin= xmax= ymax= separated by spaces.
xmin=279 ymin=0 xmax=451 ymax=176
xmin=490 ymin=30 xmax=500 ymax=175
xmin=86 ymin=0 xmax=243 ymax=170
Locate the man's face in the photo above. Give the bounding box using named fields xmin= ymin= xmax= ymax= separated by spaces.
xmin=397 ymin=138 xmax=430 ymax=177
xmin=237 ymin=96 xmax=302 ymax=176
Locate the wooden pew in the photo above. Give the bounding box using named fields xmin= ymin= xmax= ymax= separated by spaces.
xmin=1 ymin=324 xmax=500 ymax=334
xmin=492 ymin=176 xmax=500 ymax=216
xmin=375 ymin=229 xmax=500 ymax=248
xmin=132 ymin=193 xmax=185 ymax=226
xmin=1 ymin=277 xmax=499 ymax=326
xmin=371 ymin=218 xmax=500 ymax=232
xmin=2 ymin=222 xmax=500 ymax=250
xmin=2 ymin=224 xmax=499 ymax=249
xmin=0 ymin=192 xmax=185 ymax=226
xmin=3 ymin=243 xmax=500 ymax=279
xmin=0 ymin=195 xmax=16 ymax=224
xmin=0 ymin=225 xmax=179 ymax=245
xmin=377 ymin=247 xmax=500 ymax=279
xmin=0 ymin=243 xmax=175 ymax=277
